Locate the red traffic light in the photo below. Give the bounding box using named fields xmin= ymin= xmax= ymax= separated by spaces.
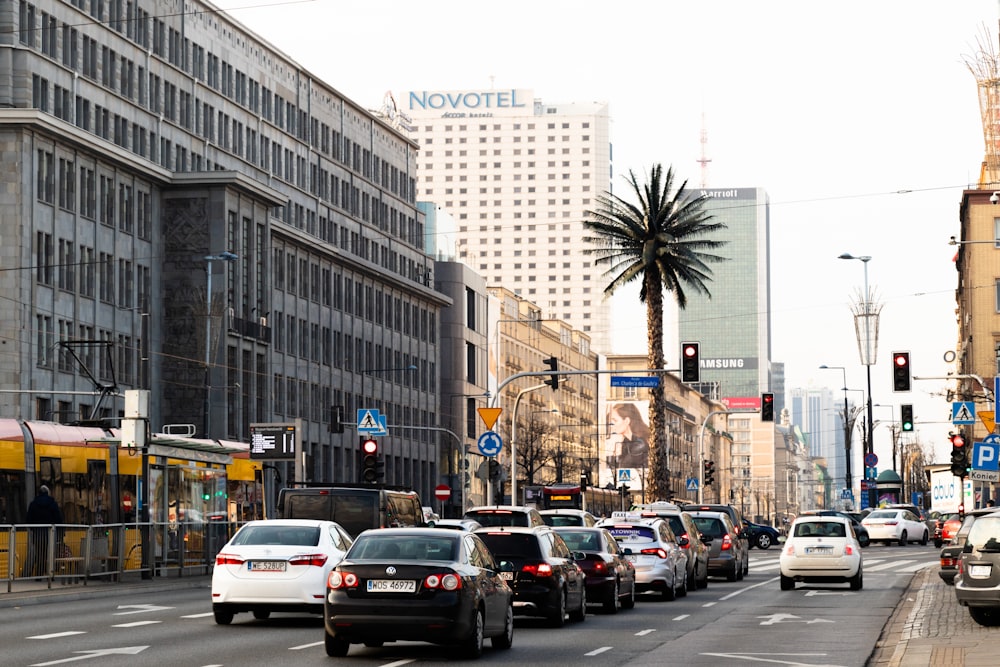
xmin=683 ymin=344 xmax=698 ymax=358
xmin=951 ymin=434 xmax=966 ymax=448
xmin=361 ymin=437 xmax=378 ymax=454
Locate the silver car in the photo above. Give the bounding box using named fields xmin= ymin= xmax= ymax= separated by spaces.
xmin=598 ymin=517 xmax=687 ymax=601
xmin=688 ymin=511 xmax=749 ymax=581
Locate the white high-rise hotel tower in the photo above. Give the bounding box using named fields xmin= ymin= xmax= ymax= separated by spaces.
xmin=404 ymin=89 xmax=613 ymax=352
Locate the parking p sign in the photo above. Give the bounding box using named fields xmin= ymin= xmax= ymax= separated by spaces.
xmin=972 ymin=436 xmax=1000 ymax=472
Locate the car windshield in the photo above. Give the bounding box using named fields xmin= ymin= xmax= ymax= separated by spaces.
xmin=794 ymin=522 xmax=845 ymax=538
xmin=606 ymin=525 xmax=657 ymax=544
xmin=232 ymin=524 xmax=320 ymax=546
xmin=350 ymin=535 xmax=458 ymax=560
xmin=477 ymin=532 xmax=542 ymax=559
xmin=692 ymin=518 xmax=724 ymax=538
xmin=557 ymin=530 xmax=601 ymax=551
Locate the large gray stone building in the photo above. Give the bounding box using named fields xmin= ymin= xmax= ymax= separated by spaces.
xmin=0 ymin=0 xmax=448 ymax=498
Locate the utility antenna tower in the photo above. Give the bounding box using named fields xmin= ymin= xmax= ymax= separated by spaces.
xmin=965 ymin=23 xmax=1000 ymax=187
xmin=697 ymin=112 xmax=712 ymax=188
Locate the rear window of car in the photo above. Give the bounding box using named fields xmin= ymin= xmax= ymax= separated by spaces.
xmin=692 ymin=517 xmax=725 ymax=538
xmin=477 ymin=532 xmax=543 ymax=559
xmin=233 ymin=525 xmax=320 ymax=546
xmin=542 ymin=515 xmax=584 ymax=527
xmin=349 ymin=535 xmax=458 ymax=561
xmin=794 ymin=522 xmax=845 ymax=538
xmin=866 ymin=510 xmax=896 ymax=520
xmin=465 ymin=510 xmax=531 ymax=527
xmin=557 ymin=530 xmax=601 ymax=551
xmin=966 ymin=516 xmax=1000 ymax=551
xmin=605 ymin=524 xmax=657 ymax=544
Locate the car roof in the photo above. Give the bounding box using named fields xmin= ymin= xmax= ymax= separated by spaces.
xmin=792 ymin=515 xmax=849 ymax=523
xmin=467 ymin=505 xmax=538 ymax=513
xmin=539 ymin=509 xmax=593 ymax=515
xmin=474 ymin=524 xmax=549 ymax=534
xmin=241 ymin=518 xmax=337 ymax=527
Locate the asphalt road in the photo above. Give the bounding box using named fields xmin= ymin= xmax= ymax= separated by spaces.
xmin=0 ymin=543 xmax=939 ymax=667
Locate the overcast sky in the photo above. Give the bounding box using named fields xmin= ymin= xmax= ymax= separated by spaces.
xmin=212 ymin=0 xmax=998 ymax=465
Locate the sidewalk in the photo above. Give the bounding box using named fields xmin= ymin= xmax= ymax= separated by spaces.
xmin=0 ymin=572 xmax=210 ymax=608
xmin=867 ymin=566 xmax=997 ymax=667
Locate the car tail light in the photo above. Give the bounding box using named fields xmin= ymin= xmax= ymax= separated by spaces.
xmin=216 ymin=553 xmax=245 ymax=566
xmin=640 ymin=548 xmax=668 ymax=559
xmin=328 ymin=571 xmax=359 ymax=589
xmin=591 ymin=560 xmax=608 ymax=575
xmin=941 ymin=556 xmax=957 ymax=568
xmin=424 ymin=573 xmax=462 ymax=590
xmin=720 ymin=534 xmax=733 ymax=551
xmin=844 ymin=545 xmax=855 ymax=556
xmin=522 ymin=562 xmax=554 ymax=576
xmin=288 ymin=553 xmax=329 ymax=567
xmin=885 ymin=521 xmax=898 ymax=526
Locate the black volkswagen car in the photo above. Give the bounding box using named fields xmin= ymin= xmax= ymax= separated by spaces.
xmin=324 ymin=528 xmax=514 ymax=659
xmin=475 ymin=526 xmax=587 ymax=627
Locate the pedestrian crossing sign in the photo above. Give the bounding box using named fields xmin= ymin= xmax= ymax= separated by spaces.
xmin=952 ymin=402 xmax=976 ymax=425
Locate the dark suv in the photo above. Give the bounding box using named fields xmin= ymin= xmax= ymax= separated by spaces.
xmin=681 ymin=503 xmax=745 ymax=537
xmin=940 ymin=508 xmax=1000 ymax=584
xmin=955 ymin=510 xmax=1000 ymax=626
xmin=476 ymin=526 xmax=587 ymax=627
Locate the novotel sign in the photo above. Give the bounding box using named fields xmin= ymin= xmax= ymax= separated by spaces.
xmin=408 ymin=89 xmax=530 ymax=113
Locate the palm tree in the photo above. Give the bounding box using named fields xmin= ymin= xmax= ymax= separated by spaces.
xmin=583 ymin=164 xmax=728 ymax=500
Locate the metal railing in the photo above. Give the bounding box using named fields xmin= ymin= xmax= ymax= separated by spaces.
xmin=1 ymin=520 xmax=243 ymax=593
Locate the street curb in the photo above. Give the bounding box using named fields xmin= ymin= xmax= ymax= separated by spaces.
xmin=866 ymin=566 xmax=929 ymax=667
xmin=0 ymin=576 xmax=211 ymax=609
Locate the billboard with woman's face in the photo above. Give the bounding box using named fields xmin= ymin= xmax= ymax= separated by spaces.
xmin=600 ymin=401 xmax=650 ymax=491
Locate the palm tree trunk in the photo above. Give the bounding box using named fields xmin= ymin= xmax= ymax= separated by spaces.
xmin=644 ymin=271 xmax=670 ymax=500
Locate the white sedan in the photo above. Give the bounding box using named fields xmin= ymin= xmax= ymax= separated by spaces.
xmin=212 ymin=519 xmax=353 ymax=624
xmin=779 ymin=516 xmax=863 ymax=591
xmin=860 ymin=509 xmax=929 ymax=546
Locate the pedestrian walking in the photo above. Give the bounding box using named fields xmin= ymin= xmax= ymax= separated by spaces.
xmin=24 ymin=485 xmax=63 ymax=577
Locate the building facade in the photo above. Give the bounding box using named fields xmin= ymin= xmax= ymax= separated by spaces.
xmin=1 ymin=0 xmax=447 ymax=501
xmin=403 ymin=89 xmax=614 ymax=353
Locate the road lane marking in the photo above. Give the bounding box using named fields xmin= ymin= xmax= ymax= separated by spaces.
xmin=181 ymin=612 xmax=213 ymax=618
xmin=702 ymin=652 xmax=845 ymax=666
xmin=289 ymin=641 xmax=324 ymax=650
xmin=866 ymin=560 xmax=915 ymax=572
xmin=701 ymin=601 xmax=717 ymax=607
xmin=112 ymin=621 xmax=161 ymax=628
xmin=718 ymin=577 xmax=778 ymax=601
xmin=585 ymin=647 xmax=613 ymax=656
xmin=28 ymin=632 xmax=86 ymax=639
xmin=635 ymin=629 xmax=656 ymax=636
xmin=672 ymin=614 xmax=690 ymax=620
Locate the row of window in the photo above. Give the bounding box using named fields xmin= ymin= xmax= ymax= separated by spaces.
xmin=35 ymin=232 xmax=152 ymax=309
xmin=21 ymin=1 xmax=417 ymax=208
xmin=35 ymin=313 xmax=139 ymax=385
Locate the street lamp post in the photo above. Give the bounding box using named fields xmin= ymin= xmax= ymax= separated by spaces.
xmin=204 ymin=251 xmax=238 ymax=439
xmin=819 ymin=364 xmax=854 ymax=503
xmin=839 ymin=252 xmax=879 ymax=507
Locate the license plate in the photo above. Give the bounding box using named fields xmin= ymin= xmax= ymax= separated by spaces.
xmin=367 ymin=579 xmax=417 ymax=593
xmin=499 ymin=571 xmax=513 ymax=580
xmin=248 ymin=561 xmax=286 ymax=571
xmin=970 ymin=565 xmax=992 ymax=578
xmin=805 ymin=547 xmax=832 ymax=555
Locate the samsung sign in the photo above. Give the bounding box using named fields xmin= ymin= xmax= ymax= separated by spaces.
xmin=700 ymin=357 xmax=758 ymax=370
xmin=408 ymin=89 xmax=529 ymax=114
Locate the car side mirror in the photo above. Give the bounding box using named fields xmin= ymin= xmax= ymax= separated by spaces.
xmin=677 ymin=536 xmax=690 ymax=548
xmin=571 ymin=550 xmax=587 ymax=561
xmin=701 ymin=535 xmax=714 ymax=544
xmin=621 ymin=547 xmax=633 ymax=556
xmin=499 ymin=560 xmax=514 ymax=572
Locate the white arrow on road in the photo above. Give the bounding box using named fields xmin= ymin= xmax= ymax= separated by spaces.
xmin=758 ymin=613 xmax=834 ymax=626
xmin=31 ymin=645 xmax=148 ymax=666
xmin=113 ymin=604 xmax=174 ymax=615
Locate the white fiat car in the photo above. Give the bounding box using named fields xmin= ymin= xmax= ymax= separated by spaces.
xmin=779 ymin=516 xmax=863 ymax=591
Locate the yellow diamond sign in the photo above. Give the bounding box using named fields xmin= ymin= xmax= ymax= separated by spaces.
xmin=980 ymin=410 xmax=995 ymax=434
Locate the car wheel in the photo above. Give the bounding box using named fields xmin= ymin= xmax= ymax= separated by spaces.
xmin=780 ymin=574 xmax=794 ymax=591
xmin=678 ymin=571 xmax=688 ymax=597
xmin=860 ymin=535 xmax=870 ymax=548
xmin=604 ymin=579 xmax=620 ymax=613
xmin=969 ymin=607 xmax=1000 ymax=627
xmin=492 ymin=604 xmax=514 ymax=649
xmin=569 ymin=586 xmax=587 ymax=622
xmin=849 ymin=568 xmax=863 ymax=591
xmin=460 ymin=608 xmax=484 ymax=659
xmin=934 ymin=538 xmax=943 ymax=548
xmin=621 ymin=579 xmax=636 ymax=609
xmin=698 ymin=563 xmax=709 ymax=589
xmin=548 ymin=588 xmax=567 ymax=627
xmin=213 ymin=608 xmax=234 ymax=625
xmin=662 ymin=575 xmax=677 ymax=601
xmin=920 ymin=531 xmax=928 ymax=546
xmin=726 ymin=564 xmax=739 ymax=582
xmin=324 ymin=631 xmax=349 ymax=657
xmin=252 ymin=610 xmax=270 ymax=620
xmin=757 ymin=533 xmax=772 ymax=550
xmin=686 ymin=567 xmax=696 ymax=592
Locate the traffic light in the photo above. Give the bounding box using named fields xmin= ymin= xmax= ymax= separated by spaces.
xmin=892 ymin=351 xmax=911 ymax=392
xmin=488 ymin=458 xmax=501 ymax=481
xmin=900 ymin=404 xmax=914 ymax=432
xmin=703 ymin=460 xmax=716 ymax=486
xmin=681 ymin=342 xmax=700 ymax=383
xmin=360 ymin=436 xmax=379 ymax=483
xmin=761 ymin=392 xmax=774 ymax=422
xmin=543 ymin=356 xmax=560 ymax=390
xmin=950 ymin=434 xmax=968 ymax=478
